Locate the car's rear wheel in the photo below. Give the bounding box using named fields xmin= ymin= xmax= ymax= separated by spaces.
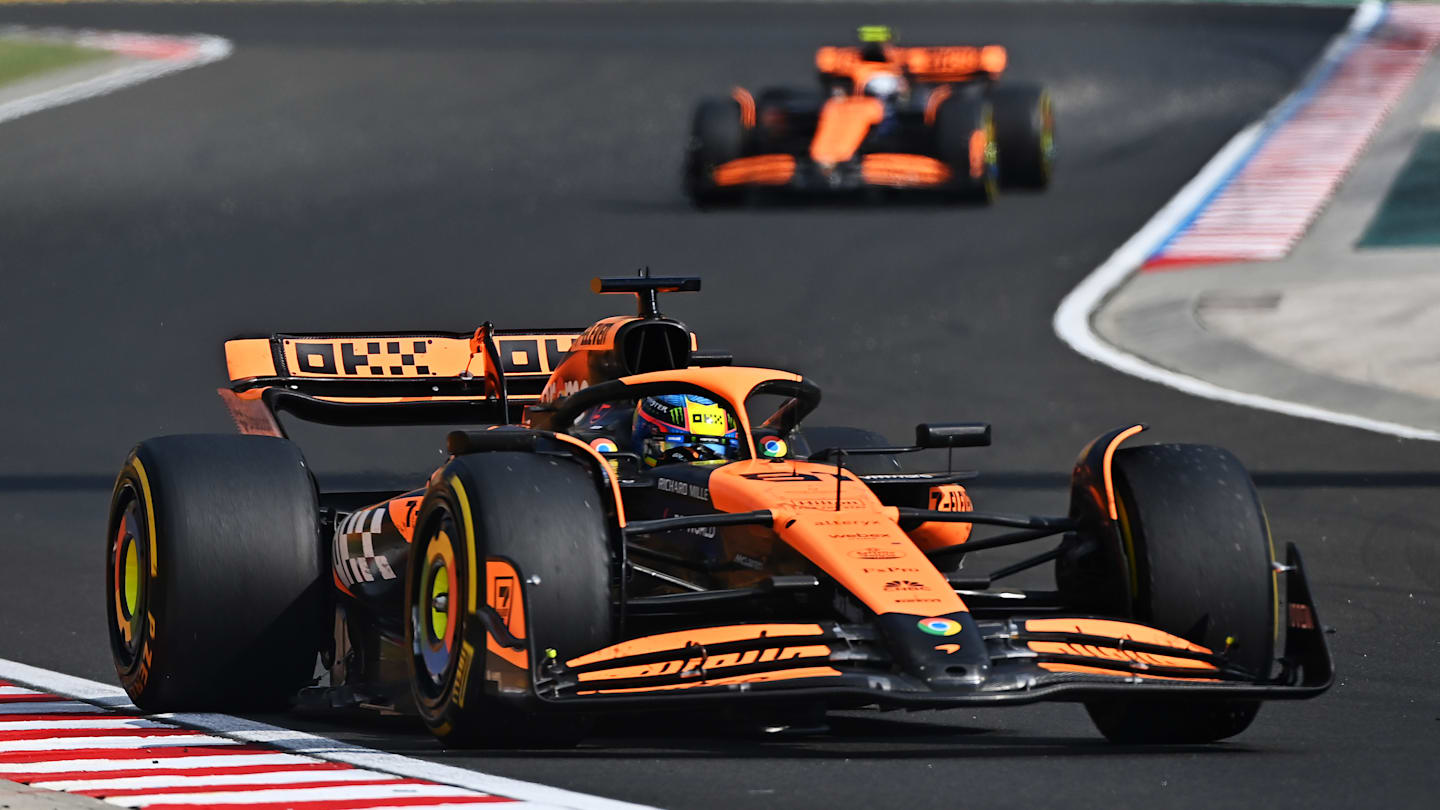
xmin=992 ymin=84 xmax=1054 ymax=188
xmin=933 ymin=95 xmax=998 ymax=204
xmin=106 ymin=435 xmax=326 ymax=711
xmin=1084 ymin=444 xmax=1277 ymax=743
xmin=407 ymin=451 xmax=616 ymax=748
xmin=685 ymin=97 xmax=748 ymax=208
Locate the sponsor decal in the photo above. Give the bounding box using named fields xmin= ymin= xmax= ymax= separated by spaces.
xmin=588 ymin=645 xmax=829 ymax=680
xmin=760 ymin=436 xmax=788 ymax=458
xmin=849 ymin=547 xmax=904 ymax=560
xmin=732 ymin=552 xmax=765 ymax=570
xmin=928 ymin=484 xmax=973 ymax=513
xmin=826 ymin=531 xmax=890 ymax=540
xmin=334 ymin=506 xmax=398 ymax=585
xmin=883 ymin=580 xmax=928 ymax=592
xmin=573 ymin=321 xmax=616 ymax=348
xmin=387 ymin=496 xmax=423 ymax=544
xmin=492 ymin=574 xmax=516 ymax=627
xmin=495 ymin=337 xmax=571 ymax=374
xmin=293 ymin=339 xmax=432 ymax=377
xmin=917 ymin=617 xmax=963 ymax=636
xmin=540 ymin=376 xmax=588 ymax=403
xmin=590 ymin=437 xmax=619 ymax=453
xmin=783 ymin=498 xmax=867 ymax=511
xmin=656 ymin=478 xmax=711 ymax=501
xmin=452 ymin=640 xmax=475 ymax=707
xmin=863 ymin=566 xmax=922 ymax=574
xmin=934 ymin=643 xmax=962 ymax=654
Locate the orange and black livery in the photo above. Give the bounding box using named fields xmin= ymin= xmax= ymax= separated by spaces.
xmin=684 ymin=26 xmax=1055 ymax=206
xmin=106 ymin=271 xmax=1328 ymax=747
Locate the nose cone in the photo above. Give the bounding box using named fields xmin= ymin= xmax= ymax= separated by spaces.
xmin=876 ymin=611 xmax=991 ymax=690
xmin=810 ymin=96 xmax=885 ymax=164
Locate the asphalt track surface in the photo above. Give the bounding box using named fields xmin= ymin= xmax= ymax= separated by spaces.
xmin=0 ymin=2 xmax=1434 ymax=808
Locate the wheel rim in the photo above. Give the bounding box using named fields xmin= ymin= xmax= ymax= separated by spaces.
xmin=983 ymin=111 xmax=999 ymax=199
xmin=109 ymin=491 xmax=147 ymax=669
xmin=412 ymin=511 xmax=460 ymax=702
xmin=1038 ymin=93 xmax=1055 ymax=180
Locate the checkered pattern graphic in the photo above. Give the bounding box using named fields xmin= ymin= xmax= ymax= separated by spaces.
xmin=356 ymin=340 xmax=430 ymax=376
xmin=333 ymin=507 xmax=397 ymax=587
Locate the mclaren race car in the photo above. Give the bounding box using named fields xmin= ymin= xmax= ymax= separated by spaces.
xmin=107 ymin=273 xmax=1329 ymax=747
xmin=684 ymin=26 xmax=1055 ymax=206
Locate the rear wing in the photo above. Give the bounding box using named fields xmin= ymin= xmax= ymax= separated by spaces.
xmin=815 ymin=45 xmax=1007 ymax=83
xmin=220 ymin=326 xmax=582 ymax=436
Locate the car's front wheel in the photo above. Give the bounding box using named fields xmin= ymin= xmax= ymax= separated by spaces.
xmin=406 ymin=450 xmax=617 ymax=748
xmin=1084 ymin=444 xmax=1278 ymax=743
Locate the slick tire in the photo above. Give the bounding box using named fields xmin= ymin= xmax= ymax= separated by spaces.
xmin=992 ymin=84 xmax=1054 ymax=189
xmin=407 ymin=451 xmax=616 ymax=748
xmin=1085 ymin=444 xmax=1277 ymax=744
xmin=794 ymin=426 xmax=902 ymax=475
xmin=106 ymin=435 xmax=326 ymax=712
xmin=933 ymin=95 xmax=998 ymax=204
xmin=685 ymin=97 xmax=747 ymax=208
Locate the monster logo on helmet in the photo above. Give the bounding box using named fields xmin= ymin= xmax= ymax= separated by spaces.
xmin=633 ymin=394 xmax=739 ymax=467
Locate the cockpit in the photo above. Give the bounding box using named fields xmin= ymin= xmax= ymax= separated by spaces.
xmin=544 ymin=367 xmax=821 ymax=471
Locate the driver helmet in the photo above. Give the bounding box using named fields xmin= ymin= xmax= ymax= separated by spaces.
xmin=862 ymin=71 xmax=906 ymax=100
xmin=632 ymin=394 xmax=738 ymax=466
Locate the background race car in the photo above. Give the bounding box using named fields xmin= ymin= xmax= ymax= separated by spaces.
xmin=684 ymin=25 xmax=1055 ymax=206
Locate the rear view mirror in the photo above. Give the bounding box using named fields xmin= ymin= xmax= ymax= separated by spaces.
xmin=915 ymin=422 xmax=991 ymax=448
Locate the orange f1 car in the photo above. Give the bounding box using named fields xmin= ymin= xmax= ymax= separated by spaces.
xmin=684 ymin=26 xmax=1055 ymax=206
xmin=107 ymin=274 xmax=1329 ymax=747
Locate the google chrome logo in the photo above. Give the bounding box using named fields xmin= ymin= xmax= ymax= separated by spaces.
xmin=917 ymin=617 xmax=962 ymax=636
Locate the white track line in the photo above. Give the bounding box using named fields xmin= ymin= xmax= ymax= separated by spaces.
xmin=0 ymin=754 xmax=319 ymax=775
xmin=1052 ymin=0 xmax=1440 ymax=442
xmin=0 ymin=719 xmax=171 ymax=730
xmin=0 ymin=734 xmax=238 ymax=752
xmin=0 ymin=686 xmax=42 ymax=696
xmin=106 ymin=783 xmax=482 ymax=808
xmin=0 ymin=701 xmax=116 ymax=714
xmin=0 ymin=29 xmax=232 ymax=126
xmin=34 ymin=769 xmax=408 ymax=792
xmin=0 ymin=658 xmax=660 ymax=810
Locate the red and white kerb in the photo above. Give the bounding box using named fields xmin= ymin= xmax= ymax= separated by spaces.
xmin=0 ymin=682 xmax=516 ymax=809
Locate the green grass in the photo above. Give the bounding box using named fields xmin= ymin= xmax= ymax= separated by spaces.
xmin=1358 ymin=131 xmax=1440 ymax=248
xmin=0 ymin=39 xmax=110 ymax=89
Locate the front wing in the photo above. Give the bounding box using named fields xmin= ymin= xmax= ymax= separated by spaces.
xmin=710 ymin=153 xmax=959 ymax=192
xmin=531 ymin=544 xmax=1331 ymax=709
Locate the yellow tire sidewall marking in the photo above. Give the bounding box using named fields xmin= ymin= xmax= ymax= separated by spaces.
xmin=131 ymin=457 xmax=157 ymax=578
xmin=449 ymin=475 xmax=478 ymax=613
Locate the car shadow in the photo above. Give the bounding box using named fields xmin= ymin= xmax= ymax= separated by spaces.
xmin=282 ymin=708 xmax=1254 ymax=761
